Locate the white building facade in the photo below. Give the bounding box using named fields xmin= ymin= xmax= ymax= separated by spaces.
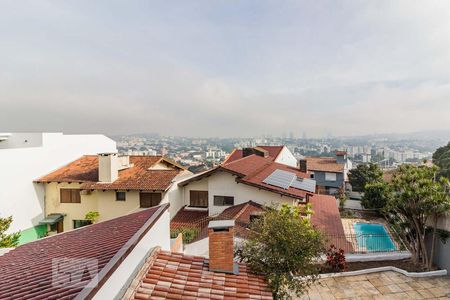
xmin=0 ymin=132 xmax=116 ymax=244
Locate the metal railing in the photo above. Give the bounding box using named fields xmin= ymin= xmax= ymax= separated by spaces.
xmin=324 ymin=233 xmax=405 ymax=254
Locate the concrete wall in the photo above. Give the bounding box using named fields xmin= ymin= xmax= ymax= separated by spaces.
xmin=181 ymin=171 xmax=297 ymax=216
xmin=93 ymin=207 xmax=171 ymax=300
xmin=0 ymin=133 xmax=116 ymax=233
xmin=426 ymin=230 xmax=450 ymax=273
xmin=274 ymin=147 xmax=298 ymax=167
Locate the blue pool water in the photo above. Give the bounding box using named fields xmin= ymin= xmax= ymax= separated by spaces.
xmin=353 ymin=223 xmax=396 ymax=252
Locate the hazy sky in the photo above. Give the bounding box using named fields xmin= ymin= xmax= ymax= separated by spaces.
xmin=1 ymin=1 xmax=450 ymax=137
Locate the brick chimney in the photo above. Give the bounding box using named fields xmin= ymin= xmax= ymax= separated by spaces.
xmin=208 ymin=220 xmax=238 ymax=274
xmin=299 ymin=159 xmax=307 ymax=173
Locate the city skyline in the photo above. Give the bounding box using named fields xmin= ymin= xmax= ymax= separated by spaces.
xmin=1 ymin=1 xmax=450 ymax=137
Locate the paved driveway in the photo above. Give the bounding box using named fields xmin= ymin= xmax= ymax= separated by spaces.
xmin=298 ymin=271 xmax=450 ymax=299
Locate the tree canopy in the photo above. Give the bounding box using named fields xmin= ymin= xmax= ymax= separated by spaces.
xmin=384 ymin=165 xmax=450 ymax=269
xmin=433 ymin=141 xmax=450 ymax=179
xmin=237 ymin=205 xmax=324 ymax=299
xmin=361 ymin=181 xmax=391 ymax=209
xmin=348 ymin=163 xmax=383 ymax=192
xmin=0 ymin=216 xmax=20 ymax=248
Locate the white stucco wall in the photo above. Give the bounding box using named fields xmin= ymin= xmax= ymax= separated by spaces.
xmin=274 ymin=146 xmax=298 ymax=167
xmin=0 ymin=132 xmax=116 ymax=233
xmin=182 ymin=171 xmax=298 ymax=216
xmin=92 ymin=207 xmax=171 ymax=300
xmin=162 ymin=170 xmax=193 ymax=218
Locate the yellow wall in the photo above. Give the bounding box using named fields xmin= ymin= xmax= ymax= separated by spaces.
xmin=44 ymin=182 xmax=162 ymax=231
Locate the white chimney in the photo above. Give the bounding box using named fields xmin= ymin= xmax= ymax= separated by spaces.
xmin=98 ymin=153 xmax=119 ymax=183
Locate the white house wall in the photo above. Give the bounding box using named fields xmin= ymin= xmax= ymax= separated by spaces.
xmin=274 ymin=147 xmax=298 ymax=167
xmin=0 ymin=133 xmax=116 ymax=233
xmin=182 ymin=171 xmax=297 ymax=216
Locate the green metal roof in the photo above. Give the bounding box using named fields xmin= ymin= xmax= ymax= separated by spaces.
xmin=39 ymin=214 xmax=64 ymax=225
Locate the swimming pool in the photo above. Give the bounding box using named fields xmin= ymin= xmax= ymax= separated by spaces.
xmin=353 ymin=223 xmax=396 ymax=252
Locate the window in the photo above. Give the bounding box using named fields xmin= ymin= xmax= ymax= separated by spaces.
xmin=189 ymin=190 xmax=208 ymax=207
xmin=60 ymin=189 xmax=81 ymax=203
xmin=213 ymin=195 xmax=234 ymax=206
xmin=325 ymin=172 xmax=337 ymax=181
xmin=139 ymin=192 xmax=162 ymax=208
xmin=73 ymin=220 xmax=92 ymax=229
xmin=116 ymin=191 xmax=126 ymax=201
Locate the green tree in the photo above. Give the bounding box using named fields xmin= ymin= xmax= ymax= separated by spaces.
xmin=433 ymin=141 xmax=450 ymax=179
xmin=0 ymin=216 xmax=20 ymax=248
xmin=237 ymin=205 xmax=324 ymax=299
xmin=384 ymin=164 xmax=449 ymax=269
xmin=361 ymin=182 xmax=391 ymax=209
xmin=348 ymin=163 xmax=383 ymax=192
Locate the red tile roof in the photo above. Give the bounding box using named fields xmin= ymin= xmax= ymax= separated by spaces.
xmin=223 ymin=146 xmax=285 ymax=164
xmin=125 ymin=249 xmax=272 ymax=300
xmin=306 ymin=157 xmax=344 ymax=173
xmin=35 ymin=155 xmax=183 ymax=191
xmin=0 ymin=205 xmax=168 ymax=300
xmin=310 ymin=194 xmax=353 ymax=252
xmin=180 ymin=154 xmax=311 ymax=200
xmin=170 ymin=208 xmax=209 ymax=231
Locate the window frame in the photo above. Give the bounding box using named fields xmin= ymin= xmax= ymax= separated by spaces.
xmin=60 ymin=188 xmax=81 ymax=203
xmin=189 ymin=190 xmax=209 ymax=208
xmin=213 ymin=195 xmax=234 ymax=206
xmin=139 ymin=192 xmax=162 ymax=208
xmin=73 ymin=219 xmax=92 ymax=229
xmin=115 ymin=191 xmax=126 ymax=201
xmin=325 ymin=172 xmax=337 ymax=182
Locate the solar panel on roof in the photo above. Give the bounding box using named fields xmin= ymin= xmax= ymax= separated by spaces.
xmin=262 ymin=169 xmax=296 ymax=190
xmin=291 ymin=177 xmax=316 ymax=193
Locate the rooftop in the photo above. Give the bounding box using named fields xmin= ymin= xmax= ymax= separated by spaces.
xmin=124 ymin=248 xmax=272 ymax=300
xmin=223 ymin=145 xmax=285 ymax=164
xmin=0 ymin=205 xmax=168 ymax=300
xmin=305 ymin=156 xmax=344 ymax=173
xmin=35 ymin=155 xmax=184 ymax=191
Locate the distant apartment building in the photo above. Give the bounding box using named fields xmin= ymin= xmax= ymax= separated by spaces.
xmin=35 ymin=154 xmax=192 ymax=233
xmin=299 ymin=151 xmax=352 ymax=194
xmin=0 ymin=132 xmax=116 ymax=244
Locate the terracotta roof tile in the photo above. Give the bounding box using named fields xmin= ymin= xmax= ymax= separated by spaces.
xmin=36 ymin=155 xmax=182 ymax=191
xmin=223 ymin=146 xmax=284 ymax=164
xmin=126 ymin=250 xmax=272 ymax=300
xmin=0 ymin=205 xmax=166 ymax=300
xmin=306 ymin=157 xmax=344 ymax=173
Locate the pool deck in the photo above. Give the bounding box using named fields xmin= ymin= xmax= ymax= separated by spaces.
xmin=296 ymin=271 xmax=450 ymax=299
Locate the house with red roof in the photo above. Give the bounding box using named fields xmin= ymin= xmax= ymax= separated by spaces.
xmin=224 ymin=145 xmax=298 ymax=167
xmin=0 ymin=203 xmax=272 ymax=299
xmin=34 ymin=153 xmax=192 ymax=234
xmin=177 ymin=147 xmax=316 ymax=217
xmin=299 ymin=151 xmax=353 ymax=194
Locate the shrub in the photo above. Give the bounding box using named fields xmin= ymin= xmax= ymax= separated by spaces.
xmin=326 ymin=245 xmax=346 ymax=272
xmin=170 ymin=227 xmax=199 ymax=244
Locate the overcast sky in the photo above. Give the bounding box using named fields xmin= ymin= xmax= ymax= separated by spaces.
xmin=1 ymin=1 xmax=450 ymax=137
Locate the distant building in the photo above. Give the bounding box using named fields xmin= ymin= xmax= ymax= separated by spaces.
xmin=300 ymin=151 xmax=352 ymax=195
xmin=0 ymin=132 xmax=116 ymax=244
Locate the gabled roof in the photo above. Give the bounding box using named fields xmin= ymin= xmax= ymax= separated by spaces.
xmin=124 ymin=248 xmax=272 ymax=300
xmin=35 ymin=155 xmax=184 ymax=191
xmin=305 ymin=156 xmax=344 ymax=173
xmin=0 ymin=204 xmax=169 ymax=300
xmin=223 ymin=145 xmax=285 ymax=164
xmin=180 ymin=154 xmax=312 ymax=199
